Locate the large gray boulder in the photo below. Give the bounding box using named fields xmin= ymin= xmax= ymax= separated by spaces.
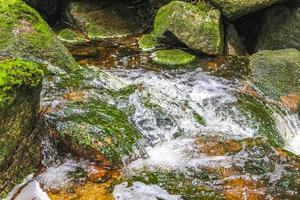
xmin=255 ymin=6 xmax=300 ymax=51
xmin=209 ymin=0 xmax=285 ymax=19
xmin=153 ymin=1 xmax=223 ymax=55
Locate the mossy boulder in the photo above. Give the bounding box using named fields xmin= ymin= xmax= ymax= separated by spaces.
xmin=65 ymin=1 xmax=142 ymax=40
xmin=0 ymin=58 xmax=43 ymax=197
xmin=58 ymin=28 xmax=88 ymax=44
xmin=0 ymin=0 xmax=78 ymax=72
xmin=153 ymin=1 xmax=223 ymax=55
xmin=255 ymin=6 xmax=300 ymax=51
xmin=151 ymin=49 xmax=196 ymax=66
xmin=249 ymin=49 xmax=300 ymax=102
xmin=46 ymin=100 xmax=141 ymax=165
xmin=138 ymin=34 xmax=157 ymax=51
xmin=209 ymin=0 xmax=285 ymax=20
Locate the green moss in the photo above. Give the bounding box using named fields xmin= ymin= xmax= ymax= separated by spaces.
xmin=47 ymin=100 xmax=141 ymax=164
xmin=193 ymin=112 xmax=206 ymax=126
xmin=152 ymin=49 xmax=196 ymax=66
xmin=0 ymin=0 xmax=78 ymax=72
xmin=58 ymin=29 xmax=88 ymax=44
xmin=236 ymin=94 xmax=284 ymax=147
xmin=0 ymin=58 xmax=43 ymax=106
xmin=127 ymin=169 xmax=225 ymax=200
xmin=138 ymin=34 xmax=157 ymax=51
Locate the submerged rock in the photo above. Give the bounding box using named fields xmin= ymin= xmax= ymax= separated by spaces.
xmin=153 ymin=1 xmax=223 ymax=55
xmin=0 ymin=58 xmax=43 ymax=197
xmin=58 ymin=28 xmax=88 ymax=44
xmin=0 ymin=0 xmax=78 ymax=72
xmin=209 ymin=0 xmax=285 ymax=19
xmin=65 ymin=1 xmax=142 ymax=40
xmin=255 ymin=6 xmax=300 ymax=51
xmin=249 ymin=49 xmax=300 ymax=104
xmin=151 ymin=49 xmax=196 ymax=66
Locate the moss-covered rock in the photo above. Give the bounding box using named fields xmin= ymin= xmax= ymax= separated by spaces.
xmin=249 ymin=49 xmax=300 ymax=102
xmin=209 ymin=0 xmax=285 ymax=20
xmin=153 ymin=1 xmax=223 ymax=55
xmin=65 ymin=1 xmax=142 ymax=40
xmin=224 ymin=23 xmax=246 ymax=56
xmin=0 ymin=58 xmax=43 ymax=197
xmin=46 ymin=100 xmax=141 ymax=165
xmin=255 ymin=6 xmax=300 ymax=51
xmin=0 ymin=0 xmax=78 ymax=72
xmin=138 ymin=34 xmax=157 ymax=51
xmin=58 ymin=29 xmax=88 ymax=44
xmin=151 ymin=49 xmax=196 ymax=66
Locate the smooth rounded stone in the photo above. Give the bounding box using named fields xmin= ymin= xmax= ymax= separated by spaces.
xmin=224 ymin=23 xmax=246 ymax=56
xmin=65 ymin=1 xmax=142 ymax=40
xmin=209 ymin=0 xmax=285 ymax=20
xmin=138 ymin=34 xmax=157 ymax=51
xmin=255 ymin=6 xmax=300 ymax=52
xmin=153 ymin=1 xmax=223 ymax=55
xmin=0 ymin=58 xmax=43 ymax=197
xmin=249 ymin=49 xmax=300 ymax=103
xmin=58 ymin=29 xmax=88 ymax=44
xmin=0 ymin=0 xmax=78 ymax=72
xmin=151 ymin=49 xmax=196 ymax=66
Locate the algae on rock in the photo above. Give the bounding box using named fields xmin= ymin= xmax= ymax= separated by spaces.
xmin=0 ymin=58 xmax=43 ymax=197
xmin=151 ymin=49 xmax=196 ymax=66
xmin=0 ymin=0 xmax=78 ymax=72
xmin=153 ymin=1 xmax=223 ymax=55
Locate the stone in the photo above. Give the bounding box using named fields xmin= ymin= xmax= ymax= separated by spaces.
xmin=65 ymin=1 xmax=142 ymax=40
xmin=209 ymin=0 xmax=285 ymax=20
xmin=224 ymin=23 xmax=246 ymax=56
xmin=255 ymin=6 xmax=300 ymax=51
xmin=138 ymin=34 xmax=157 ymax=51
xmin=249 ymin=49 xmax=300 ymax=102
xmin=0 ymin=0 xmax=78 ymax=72
xmin=153 ymin=1 xmax=223 ymax=55
xmin=58 ymin=28 xmax=88 ymax=44
xmin=151 ymin=49 xmax=196 ymax=66
xmin=0 ymin=58 xmax=43 ymax=197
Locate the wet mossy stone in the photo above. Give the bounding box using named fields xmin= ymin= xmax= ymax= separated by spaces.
xmin=138 ymin=34 xmax=157 ymax=51
xmin=65 ymin=1 xmax=142 ymax=40
xmin=209 ymin=0 xmax=285 ymax=20
xmin=0 ymin=58 xmax=43 ymax=196
xmin=152 ymin=49 xmax=196 ymax=66
xmin=46 ymin=100 xmax=141 ymax=164
xmin=153 ymin=1 xmax=223 ymax=55
xmin=255 ymin=6 xmax=300 ymax=51
xmin=58 ymin=29 xmax=88 ymax=44
xmin=249 ymin=49 xmax=300 ymax=102
xmin=0 ymin=0 xmax=79 ymax=72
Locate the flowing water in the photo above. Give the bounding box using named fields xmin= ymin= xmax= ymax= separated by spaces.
xmin=8 ymin=36 xmax=300 ymax=200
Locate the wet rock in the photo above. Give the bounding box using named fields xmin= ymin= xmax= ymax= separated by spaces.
xmin=14 ymin=181 xmax=50 ymax=200
xmin=153 ymin=1 xmax=223 ymax=55
xmin=209 ymin=0 xmax=285 ymax=20
xmin=138 ymin=34 xmax=157 ymax=51
xmin=46 ymin=100 xmax=141 ymax=165
xmin=58 ymin=29 xmax=88 ymax=44
xmin=224 ymin=23 xmax=246 ymax=56
xmin=0 ymin=58 xmax=43 ymax=197
xmin=249 ymin=49 xmax=300 ymax=103
xmin=151 ymin=49 xmax=196 ymax=66
xmin=0 ymin=0 xmax=78 ymax=72
xmin=255 ymin=6 xmax=300 ymax=51
xmin=65 ymin=1 xmax=142 ymax=40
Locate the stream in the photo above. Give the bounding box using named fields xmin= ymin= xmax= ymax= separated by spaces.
xmin=7 ymin=35 xmax=300 ymax=200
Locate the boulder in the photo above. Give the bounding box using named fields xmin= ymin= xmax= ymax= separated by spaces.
xmin=249 ymin=49 xmax=300 ymax=106
xmin=65 ymin=1 xmax=142 ymax=40
xmin=255 ymin=6 xmax=300 ymax=51
xmin=153 ymin=1 xmax=223 ymax=55
xmin=209 ymin=0 xmax=285 ymax=20
xmin=0 ymin=0 xmax=78 ymax=72
xmin=224 ymin=23 xmax=246 ymax=56
xmin=0 ymin=58 xmax=43 ymax=197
